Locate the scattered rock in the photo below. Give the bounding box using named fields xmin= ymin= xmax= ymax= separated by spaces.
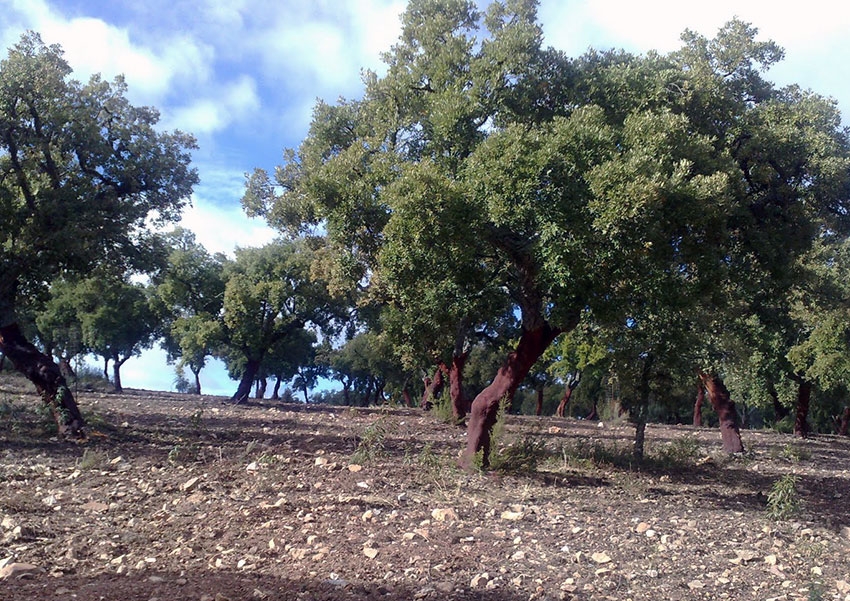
xmin=182 ymin=476 xmax=200 ymax=491
xmin=81 ymin=501 xmax=109 ymax=512
xmin=431 ymin=508 xmax=458 ymax=522
xmin=591 ymin=552 xmax=611 ymax=564
xmin=500 ymin=510 xmax=524 ymax=521
xmin=363 ymin=547 xmax=379 ymax=559
xmin=470 ymin=573 xmax=489 ymax=588
xmin=0 ymin=562 xmax=38 ymax=580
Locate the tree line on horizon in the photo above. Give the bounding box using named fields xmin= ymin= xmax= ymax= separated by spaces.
xmin=2 ymin=0 xmax=850 ymax=468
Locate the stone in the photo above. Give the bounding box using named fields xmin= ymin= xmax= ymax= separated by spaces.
xmin=431 ymin=508 xmax=458 ymax=522
xmin=470 ymin=573 xmax=489 ymax=588
xmin=0 ymin=562 xmax=39 ymax=580
xmin=591 ymin=552 xmax=611 ymax=564
xmin=500 ymin=510 xmax=524 ymax=521
xmin=363 ymin=547 xmax=379 ymax=559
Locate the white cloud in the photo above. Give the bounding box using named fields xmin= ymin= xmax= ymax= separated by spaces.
xmin=179 ymin=198 xmax=277 ymax=258
xmin=167 ymin=75 xmax=261 ymax=135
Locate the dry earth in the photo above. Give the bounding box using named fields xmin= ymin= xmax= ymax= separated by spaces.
xmin=1 ymin=377 xmax=849 ymax=601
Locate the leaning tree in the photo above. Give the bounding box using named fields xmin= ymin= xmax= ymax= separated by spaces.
xmin=244 ymin=0 xmax=850 ymax=465
xmin=0 ymin=32 xmax=197 ymax=435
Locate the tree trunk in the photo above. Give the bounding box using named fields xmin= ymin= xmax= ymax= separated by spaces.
xmin=699 ymin=372 xmax=744 ymax=453
xmin=232 ymin=358 xmax=261 ymax=403
xmin=792 ymin=376 xmax=811 ymax=438
xmin=421 ymin=365 xmax=446 ymax=410
xmin=767 ymin=380 xmax=789 ymax=421
xmin=0 ymin=323 xmax=85 ymax=437
xmin=839 ymin=406 xmax=850 ymax=436
xmin=693 ymin=381 xmax=705 ymax=427
xmin=343 ymin=380 xmax=351 ymax=405
xmin=631 ymin=355 xmax=653 ymax=459
xmin=460 ymin=322 xmax=561 ymax=469
xmin=256 ymin=376 xmax=267 ymax=399
xmin=103 ymin=356 xmax=109 ymax=380
xmin=271 ymin=376 xmax=282 ymax=400
xmin=402 ymin=387 xmax=413 ymax=407
xmin=586 ymin=399 xmax=599 ymax=421
xmin=112 ymin=354 xmax=128 ymax=393
xmin=449 ymin=352 xmax=470 ymax=420
xmin=302 ymin=384 xmax=309 ymax=404
xmin=535 ymin=385 xmax=544 ymax=416
xmin=192 ymin=367 xmax=202 ymax=395
xmin=556 ymin=372 xmax=581 ymax=418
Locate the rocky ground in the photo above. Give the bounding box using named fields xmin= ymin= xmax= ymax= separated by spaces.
xmin=1 ymin=376 xmax=849 ymax=601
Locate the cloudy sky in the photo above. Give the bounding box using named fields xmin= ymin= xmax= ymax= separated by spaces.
xmin=2 ymin=0 xmax=847 ymax=395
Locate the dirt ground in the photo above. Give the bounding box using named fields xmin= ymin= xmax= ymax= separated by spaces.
xmin=1 ymin=377 xmax=849 ymax=601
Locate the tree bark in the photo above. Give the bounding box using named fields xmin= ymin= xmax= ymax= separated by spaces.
xmin=256 ymin=376 xmax=268 ymax=399
xmin=556 ymin=371 xmax=581 ymax=418
xmin=693 ymin=381 xmax=705 ymax=427
xmin=535 ymin=385 xmax=544 ymax=416
xmin=460 ymin=322 xmax=561 ymax=469
xmin=767 ymin=380 xmax=789 ymax=421
xmin=699 ymin=372 xmax=744 ymax=453
xmin=449 ymin=351 xmax=470 ymax=420
xmin=192 ymin=367 xmax=202 ymax=395
xmin=112 ymin=354 xmax=128 ymax=393
xmin=839 ymin=406 xmax=850 ymax=436
xmin=232 ymin=358 xmax=261 ymax=403
xmin=421 ymin=365 xmax=446 ymax=410
xmin=271 ymin=376 xmax=282 ymax=400
xmin=792 ymin=376 xmax=811 ymax=438
xmin=402 ymin=387 xmax=413 ymax=407
xmin=0 ymin=322 xmax=85 ymax=437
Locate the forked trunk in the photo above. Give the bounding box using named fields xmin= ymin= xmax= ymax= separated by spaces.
xmin=699 ymin=372 xmax=744 ymax=453
xmin=792 ymin=376 xmax=811 ymax=438
xmin=232 ymin=358 xmax=261 ymax=404
xmin=112 ymin=354 xmax=126 ymax=393
xmin=0 ymin=323 xmax=85 ymax=437
xmin=693 ymin=381 xmax=705 ymax=427
xmin=449 ymin=351 xmax=470 ymax=420
xmin=460 ymin=322 xmax=560 ymax=469
xmin=421 ymin=365 xmax=446 ymax=410
xmin=556 ymin=372 xmax=581 ymax=418
xmin=193 ymin=368 xmax=202 ymax=395
xmin=256 ymin=376 xmax=268 ymax=399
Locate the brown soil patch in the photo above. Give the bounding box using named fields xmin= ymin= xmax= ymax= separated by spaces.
xmin=1 ymin=381 xmax=849 ymax=600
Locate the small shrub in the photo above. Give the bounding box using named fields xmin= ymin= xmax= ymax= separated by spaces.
xmin=655 ymin=434 xmax=702 ymax=467
xmin=766 ymin=474 xmax=801 ymax=520
xmin=78 ymin=448 xmax=107 ymax=470
xmin=492 ymin=435 xmax=550 ymax=473
xmin=351 ymin=414 xmax=390 ymax=464
xmin=779 ymin=443 xmax=810 ymax=463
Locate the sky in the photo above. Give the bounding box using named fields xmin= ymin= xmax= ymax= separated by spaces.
xmin=1 ymin=0 xmax=848 ymax=396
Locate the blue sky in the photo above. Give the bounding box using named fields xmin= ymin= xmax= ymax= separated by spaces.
xmin=2 ymin=0 xmax=848 ymax=395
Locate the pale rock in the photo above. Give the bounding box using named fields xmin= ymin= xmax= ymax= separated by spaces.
xmin=500 ymin=510 xmax=524 ymax=521
xmin=1 ymin=517 xmax=15 ymax=530
xmin=470 ymin=572 xmax=489 ymax=588
xmin=314 ymin=457 xmax=328 ymax=467
xmin=348 ymin=464 xmax=363 ymax=473
xmin=635 ymin=522 xmax=650 ymax=534
xmin=836 ymin=580 xmax=850 ymax=594
xmin=0 ymin=562 xmax=38 ymax=580
xmin=431 ymin=508 xmax=458 ymax=522
xmin=591 ymin=552 xmax=611 ymax=564
xmin=81 ymin=501 xmax=109 ymax=513
xmin=511 ymin=550 xmax=526 ymax=560
xmin=764 ymin=554 xmax=777 ymax=566
xmin=363 ymin=547 xmax=379 ymax=559
xmin=182 ymin=476 xmax=200 ymax=491
xmin=246 ymin=462 xmax=258 ymax=472
xmin=687 ymin=580 xmax=704 ymax=589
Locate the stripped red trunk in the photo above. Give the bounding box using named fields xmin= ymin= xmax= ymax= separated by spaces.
xmin=693 ymin=382 xmax=705 ymax=427
xmin=699 ymin=372 xmax=744 ymax=453
xmin=449 ymin=351 xmax=470 ymax=420
xmin=793 ymin=377 xmax=811 ymax=438
xmin=402 ymin=387 xmax=413 ymax=407
xmin=421 ymin=365 xmax=446 ymax=410
xmin=0 ymin=323 xmax=85 ymax=437
xmin=556 ymin=372 xmax=581 ymax=418
xmin=460 ymin=323 xmax=561 ymax=469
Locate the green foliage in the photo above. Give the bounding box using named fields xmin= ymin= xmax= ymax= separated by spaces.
xmin=351 ymin=414 xmax=391 ymax=464
xmin=654 ymin=435 xmax=702 ymax=467
xmin=766 ymin=474 xmax=801 ymax=520
xmin=0 ymin=31 xmax=197 ymax=326
xmin=491 ymin=435 xmax=550 ymax=473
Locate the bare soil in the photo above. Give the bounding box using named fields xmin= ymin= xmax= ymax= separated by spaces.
xmin=1 ymin=378 xmax=849 ymax=601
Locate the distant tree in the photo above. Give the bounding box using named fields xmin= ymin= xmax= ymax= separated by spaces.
xmin=215 ymin=239 xmax=344 ymax=403
xmin=75 ymin=273 xmax=160 ymax=393
xmin=0 ymin=33 xmax=197 ymax=435
xmin=154 ymin=228 xmax=226 ymax=395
